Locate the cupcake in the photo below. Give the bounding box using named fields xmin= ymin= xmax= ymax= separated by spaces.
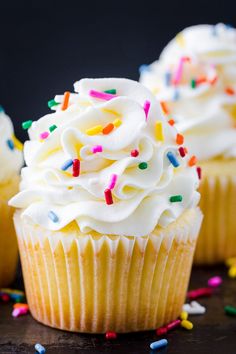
xmin=10 ymin=78 xmax=202 ymax=333
xmin=0 ymin=106 xmax=23 ymax=286
xmin=140 ymin=23 xmax=236 ymax=264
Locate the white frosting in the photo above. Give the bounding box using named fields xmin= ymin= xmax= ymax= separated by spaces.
xmin=9 ymin=78 xmax=200 ymax=236
xmin=0 ymin=109 xmax=23 ymax=182
xmin=140 ymin=23 xmax=236 ymax=161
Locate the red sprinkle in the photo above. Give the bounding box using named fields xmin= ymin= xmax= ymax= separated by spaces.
xmin=103 ymin=123 xmax=114 ymax=135
xmin=131 ymin=149 xmax=139 ymax=157
xmin=168 ymin=119 xmax=175 ymax=126
xmin=196 ymin=166 xmax=202 ymax=180
xmin=104 ymin=189 xmax=113 ymax=205
xmin=176 ymin=133 xmax=184 ymax=145
xmin=105 ymin=331 xmax=117 ymax=340
xmin=72 ymin=159 xmax=80 ymax=177
xmin=178 ymin=146 xmax=186 ymax=158
xmin=166 ymin=319 xmax=181 ymax=331
xmin=225 ymin=87 xmax=235 ymax=95
xmin=196 ymin=76 xmax=207 ymax=85
xmin=61 ymin=91 xmax=70 ymax=111
xmin=187 ymin=287 xmax=213 ymax=300
xmin=1 ymin=294 xmax=10 ymax=302
xmin=156 ymin=326 xmax=168 ymax=336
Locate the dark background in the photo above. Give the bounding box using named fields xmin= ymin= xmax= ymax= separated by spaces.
xmin=1 ymin=0 xmax=236 ymax=142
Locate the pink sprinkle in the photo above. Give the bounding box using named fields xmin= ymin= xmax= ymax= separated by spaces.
xmin=208 ymin=276 xmax=222 ymax=288
xmin=108 ymin=174 xmax=118 ymax=190
xmin=166 ymin=319 xmax=181 ymax=331
xmin=92 ymin=145 xmax=103 ymax=154
xmin=187 ymin=287 xmax=213 ymax=300
xmin=143 ymin=100 xmax=151 ymax=120
xmin=1 ymin=294 xmax=10 ymax=302
xmin=40 ymin=132 xmax=49 ymax=140
xmin=89 ymin=89 xmax=117 ymax=101
xmin=12 ymin=307 xmax=28 ymax=318
xmin=173 ymin=57 xmax=185 ymax=85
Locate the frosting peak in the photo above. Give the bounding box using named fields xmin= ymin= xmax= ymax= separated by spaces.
xmin=140 ymin=24 xmax=236 ymax=161
xmin=10 ymin=79 xmax=200 ymax=236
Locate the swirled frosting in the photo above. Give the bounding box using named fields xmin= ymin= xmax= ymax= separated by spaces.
xmin=0 ymin=107 xmax=23 ymax=182
xmin=10 ymin=78 xmax=200 ymax=236
xmin=140 ymin=23 xmax=236 ymax=161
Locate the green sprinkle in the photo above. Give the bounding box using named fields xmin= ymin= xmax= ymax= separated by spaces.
xmin=22 ymin=120 xmax=33 ymax=130
xmin=138 ymin=162 xmax=148 ymax=170
xmin=49 ymin=124 xmax=57 ymax=133
xmin=191 ymin=79 xmax=196 ymax=89
xmin=48 ymin=99 xmax=60 ymax=109
xmin=104 ymin=89 xmax=117 ymax=94
xmin=224 ymin=305 xmax=236 ymax=316
xmin=169 ymin=195 xmax=183 ymax=203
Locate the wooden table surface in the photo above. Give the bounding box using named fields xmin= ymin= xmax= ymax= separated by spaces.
xmin=0 ymin=266 xmax=236 ymax=354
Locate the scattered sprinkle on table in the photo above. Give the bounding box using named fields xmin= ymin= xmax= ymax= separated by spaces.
xmin=35 ymin=343 xmax=46 ymax=354
xmin=183 ymin=301 xmax=206 ymax=315
xmin=105 ymin=331 xmax=117 ymax=340
xmin=224 ymin=305 xmax=236 ymax=316
xmin=150 ymin=339 xmax=168 ymax=351
xmin=181 ymin=319 xmax=193 ymax=330
xmin=187 ymin=287 xmax=213 ymax=300
xmin=208 ymin=276 xmax=222 ymax=288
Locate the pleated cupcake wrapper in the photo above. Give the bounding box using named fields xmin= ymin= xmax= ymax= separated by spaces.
xmin=0 ymin=178 xmax=19 ymax=287
xmin=195 ymin=173 xmax=236 ymax=264
xmin=14 ymin=208 xmax=202 ymax=333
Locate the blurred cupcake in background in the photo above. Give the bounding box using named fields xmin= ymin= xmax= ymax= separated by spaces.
xmin=140 ymin=23 xmax=236 ymax=264
xmin=0 ymin=106 xmax=23 ymax=286
xmin=10 ymin=78 xmax=202 ymax=333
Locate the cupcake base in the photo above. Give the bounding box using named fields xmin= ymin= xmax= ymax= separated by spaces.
xmin=0 ymin=177 xmax=19 ymax=287
xmin=14 ymin=208 xmax=202 ymax=333
xmin=194 ymin=159 xmax=236 ymax=265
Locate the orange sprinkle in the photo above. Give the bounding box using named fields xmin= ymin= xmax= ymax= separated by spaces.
xmin=103 ymin=123 xmax=114 ymax=135
xmin=61 ymin=91 xmax=70 ymax=111
xmin=160 ymin=101 xmax=169 ymax=115
xmin=13 ymin=303 xmax=29 ymax=310
xmin=168 ymin=119 xmax=175 ymax=126
xmin=196 ymin=76 xmax=207 ymax=85
xmin=188 ymin=155 xmax=197 ymax=167
xmin=209 ymin=76 xmax=218 ymax=85
xmin=225 ymin=87 xmax=235 ymax=96
xmin=176 ymin=133 xmax=184 ymax=145
xmin=184 ymin=147 xmax=188 ymax=154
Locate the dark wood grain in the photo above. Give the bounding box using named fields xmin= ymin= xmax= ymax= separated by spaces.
xmin=0 ymin=266 xmax=236 ymax=354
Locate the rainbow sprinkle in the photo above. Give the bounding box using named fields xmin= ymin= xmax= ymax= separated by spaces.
xmin=108 ymin=174 xmax=118 ymax=190
xmin=92 ymin=145 xmax=103 ymax=153
xmin=72 ymin=159 xmax=80 ymax=177
xmin=113 ymin=118 xmax=122 ymax=127
xmin=104 ymin=188 xmax=113 ymax=205
xmin=103 ymin=123 xmax=114 ymax=135
xmin=61 ymin=91 xmax=70 ymax=111
xmin=61 ymin=159 xmax=73 ymax=171
xmin=49 ymin=125 xmax=57 ymax=133
xmin=89 ymin=90 xmax=116 ymax=101
xmin=48 ymin=99 xmax=60 ymax=109
xmin=22 ymin=120 xmax=32 ymax=130
xmin=86 ymin=125 xmax=103 ymax=135
xmin=104 ymin=89 xmax=117 ymax=94
xmin=6 ymin=139 xmax=14 ymax=150
xmin=143 ymin=100 xmax=151 ymax=120
xmin=167 ymin=152 xmax=179 ymax=168
xmin=139 ymin=162 xmax=148 ymax=170
xmin=170 ymin=195 xmax=183 ymax=203
xmin=155 ymin=121 xmax=164 ymax=141
xmin=48 ymin=211 xmax=59 ymax=223
xmin=40 ymin=132 xmax=49 ymax=140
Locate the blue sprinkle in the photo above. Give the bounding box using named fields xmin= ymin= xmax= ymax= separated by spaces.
xmin=61 ymin=159 xmax=73 ymax=171
xmin=48 ymin=211 xmax=59 ymax=223
xmin=35 ymin=343 xmax=46 ymax=354
xmin=165 ymin=72 xmax=172 ymax=86
xmin=173 ymin=89 xmax=180 ymax=101
xmin=6 ymin=139 xmax=14 ymax=150
xmin=167 ymin=151 xmax=180 ymax=168
xmin=150 ymin=339 xmax=168 ymax=350
xmin=0 ymin=105 xmax=5 ymax=112
xmin=139 ymin=64 xmax=149 ymax=74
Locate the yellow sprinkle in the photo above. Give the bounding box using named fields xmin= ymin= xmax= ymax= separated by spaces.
xmin=102 ymin=108 xmax=121 ymax=117
xmin=86 ymin=125 xmax=103 ymax=135
xmin=113 ymin=119 xmax=122 ymax=127
xmin=12 ymin=135 xmax=23 ymax=151
xmin=176 ymin=33 xmax=185 ymax=48
xmin=225 ymin=257 xmax=236 ymax=267
xmin=181 ymin=320 xmax=193 ymax=330
xmin=155 ymin=121 xmax=164 ymax=141
xmin=180 ymin=311 xmax=188 ymax=321
xmin=228 ymin=266 xmax=236 ymax=278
